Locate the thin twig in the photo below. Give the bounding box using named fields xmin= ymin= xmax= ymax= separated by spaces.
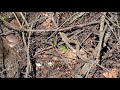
xmin=46 ymin=12 xmax=86 ymax=41
xmin=23 ymin=20 xmax=100 ymax=32
xmin=25 ymin=31 xmax=31 ymax=78
xmin=50 ymin=13 xmax=59 ymax=47
xmin=12 ymin=12 xmax=27 ymax=49
xmin=85 ymin=12 xmax=106 ymax=78
xmin=79 ymin=32 xmax=93 ymax=47
xmin=96 ymin=64 xmax=109 ymax=72
xmin=96 ymin=13 xmax=106 ymax=61
xmin=19 ymin=12 xmax=29 ymax=27
xmin=102 ymin=12 xmax=120 ymax=29
xmin=69 ymin=12 xmax=85 ymax=24
xmin=0 ymin=68 xmax=8 ymax=74
xmin=12 ymin=12 xmax=22 ymax=28
xmin=19 ymin=12 xmax=32 ymax=78
xmin=13 ymin=12 xmax=29 ymax=78
xmin=105 ymin=19 xmax=119 ymax=41
xmin=0 ymin=15 xmax=21 ymax=31
xmin=0 ymin=14 xmax=99 ymax=33
xmin=23 ymin=14 xmax=39 ymax=78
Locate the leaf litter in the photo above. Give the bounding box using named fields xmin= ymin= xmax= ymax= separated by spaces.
xmin=0 ymin=12 xmax=120 ymax=78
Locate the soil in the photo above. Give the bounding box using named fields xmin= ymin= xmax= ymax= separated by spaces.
xmin=0 ymin=12 xmax=120 ymax=78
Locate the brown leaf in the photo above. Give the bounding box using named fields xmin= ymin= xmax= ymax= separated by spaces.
xmin=10 ymin=19 xmax=20 ymax=27
xmin=66 ymin=51 xmax=76 ymax=59
xmin=102 ymin=68 xmax=119 ymax=78
xmin=81 ymin=63 xmax=91 ymax=75
xmin=52 ymin=56 xmax=58 ymax=61
xmin=41 ymin=19 xmax=51 ymax=29
xmin=79 ymin=49 xmax=86 ymax=55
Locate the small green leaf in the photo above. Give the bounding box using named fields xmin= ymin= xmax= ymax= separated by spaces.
xmin=59 ymin=45 xmax=70 ymax=53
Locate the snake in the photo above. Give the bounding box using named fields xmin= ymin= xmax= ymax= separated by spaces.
xmin=59 ymin=32 xmax=94 ymax=63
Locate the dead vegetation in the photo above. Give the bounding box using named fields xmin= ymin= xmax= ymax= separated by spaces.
xmin=0 ymin=12 xmax=120 ymax=78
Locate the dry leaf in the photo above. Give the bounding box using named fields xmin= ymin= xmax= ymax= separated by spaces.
xmin=43 ymin=54 xmax=48 ymax=58
xmin=41 ymin=13 xmax=53 ymax=29
xmin=116 ymin=63 xmax=120 ymax=67
xmin=59 ymin=48 xmax=76 ymax=65
xmin=65 ymin=51 xmax=76 ymax=64
xmin=66 ymin=51 xmax=76 ymax=59
xmin=79 ymin=49 xmax=86 ymax=55
xmin=41 ymin=19 xmax=51 ymax=29
xmin=79 ymin=49 xmax=88 ymax=59
xmin=52 ymin=56 xmax=58 ymax=61
xmin=44 ymin=13 xmax=49 ymax=17
xmin=48 ymin=62 xmax=54 ymax=66
xmin=102 ymin=68 xmax=119 ymax=78
xmin=2 ymin=34 xmax=20 ymax=49
xmin=10 ymin=19 xmax=20 ymax=27
xmin=81 ymin=63 xmax=91 ymax=75
xmin=82 ymin=54 xmax=88 ymax=59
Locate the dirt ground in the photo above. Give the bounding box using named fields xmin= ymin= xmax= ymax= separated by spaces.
xmin=0 ymin=12 xmax=120 ymax=78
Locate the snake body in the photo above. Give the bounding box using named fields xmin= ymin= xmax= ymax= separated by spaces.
xmin=59 ymin=32 xmax=92 ymax=63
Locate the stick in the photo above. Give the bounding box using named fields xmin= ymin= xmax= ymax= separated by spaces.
xmin=105 ymin=19 xmax=119 ymax=41
xmin=85 ymin=12 xmax=106 ymax=78
xmin=25 ymin=31 xmax=31 ymax=78
xmin=45 ymin=13 xmax=80 ymax=41
xmin=0 ymin=15 xmax=99 ymax=33
xmin=19 ymin=12 xmax=32 ymax=78
xmin=69 ymin=12 xmax=85 ymax=24
xmin=23 ymin=20 xmax=100 ymax=32
xmin=0 ymin=15 xmax=21 ymax=31
xmin=19 ymin=12 xmax=29 ymax=27
xmin=102 ymin=12 xmax=120 ymax=29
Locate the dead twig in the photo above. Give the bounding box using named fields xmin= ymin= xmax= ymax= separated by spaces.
xmin=45 ymin=13 xmax=78 ymax=41
xmin=23 ymin=20 xmax=100 ymax=32
xmin=12 ymin=12 xmax=27 ymax=49
xmin=102 ymin=12 xmax=120 ymax=29
xmin=13 ymin=12 xmax=29 ymax=78
xmin=69 ymin=12 xmax=85 ymax=24
xmin=25 ymin=31 xmax=32 ymax=78
xmin=0 ymin=15 xmax=21 ymax=31
xmin=0 ymin=14 xmax=99 ymax=33
xmin=12 ymin=12 xmax=22 ymax=29
xmin=19 ymin=12 xmax=32 ymax=78
xmin=22 ymin=13 xmax=40 ymax=78
xmin=19 ymin=12 xmax=29 ymax=27
xmin=45 ymin=12 xmax=92 ymax=41
xmin=85 ymin=12 xmax=106 ymax=78
xmin=105 ymin=19 xmax=119 ymax=41
xmin=79 ymin=32 xmax=93 ymax=47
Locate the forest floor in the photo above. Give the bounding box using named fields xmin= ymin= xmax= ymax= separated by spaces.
xmin=0 ymin=12 xmax=120 ymax=78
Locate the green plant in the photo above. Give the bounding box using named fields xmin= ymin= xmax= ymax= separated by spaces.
xmin=59 ymin=44 xmax=70 ymax=53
